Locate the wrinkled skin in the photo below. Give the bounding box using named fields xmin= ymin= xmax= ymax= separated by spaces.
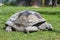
xmin=4 ymin=10 xmax=53 ymax=33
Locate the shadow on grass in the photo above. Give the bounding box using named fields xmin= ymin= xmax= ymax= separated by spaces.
xmin=0 ymin=27 xmax=60 ymax=34
xmin=36 ymin=11 xmax=60 ymax=15
xmin=40 ymin=29 xmax=60 ymax=33
xmin=49 ymin=30 xmax=60 ymax=33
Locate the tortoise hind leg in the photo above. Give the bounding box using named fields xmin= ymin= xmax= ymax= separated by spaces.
xmin=5 ymin=26 xmax=12 ymax=32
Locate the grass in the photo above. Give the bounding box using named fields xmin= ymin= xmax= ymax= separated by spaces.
xmin=0 ymin=6 xmax=60 ymax=40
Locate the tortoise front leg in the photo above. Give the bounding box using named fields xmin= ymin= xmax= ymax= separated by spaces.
xmin=25 ymin=26 xmax=38 ymax=33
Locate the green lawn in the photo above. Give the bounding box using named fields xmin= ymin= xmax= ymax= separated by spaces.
xmin=0 ymin=6 xmax=60 ymax=40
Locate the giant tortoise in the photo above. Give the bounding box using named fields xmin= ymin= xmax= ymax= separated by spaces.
xmin=4 ymin=10 xmax=53 ymax=33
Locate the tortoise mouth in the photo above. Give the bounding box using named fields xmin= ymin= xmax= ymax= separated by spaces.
xmin=33 ymin=21 xmax=46 ymax=27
